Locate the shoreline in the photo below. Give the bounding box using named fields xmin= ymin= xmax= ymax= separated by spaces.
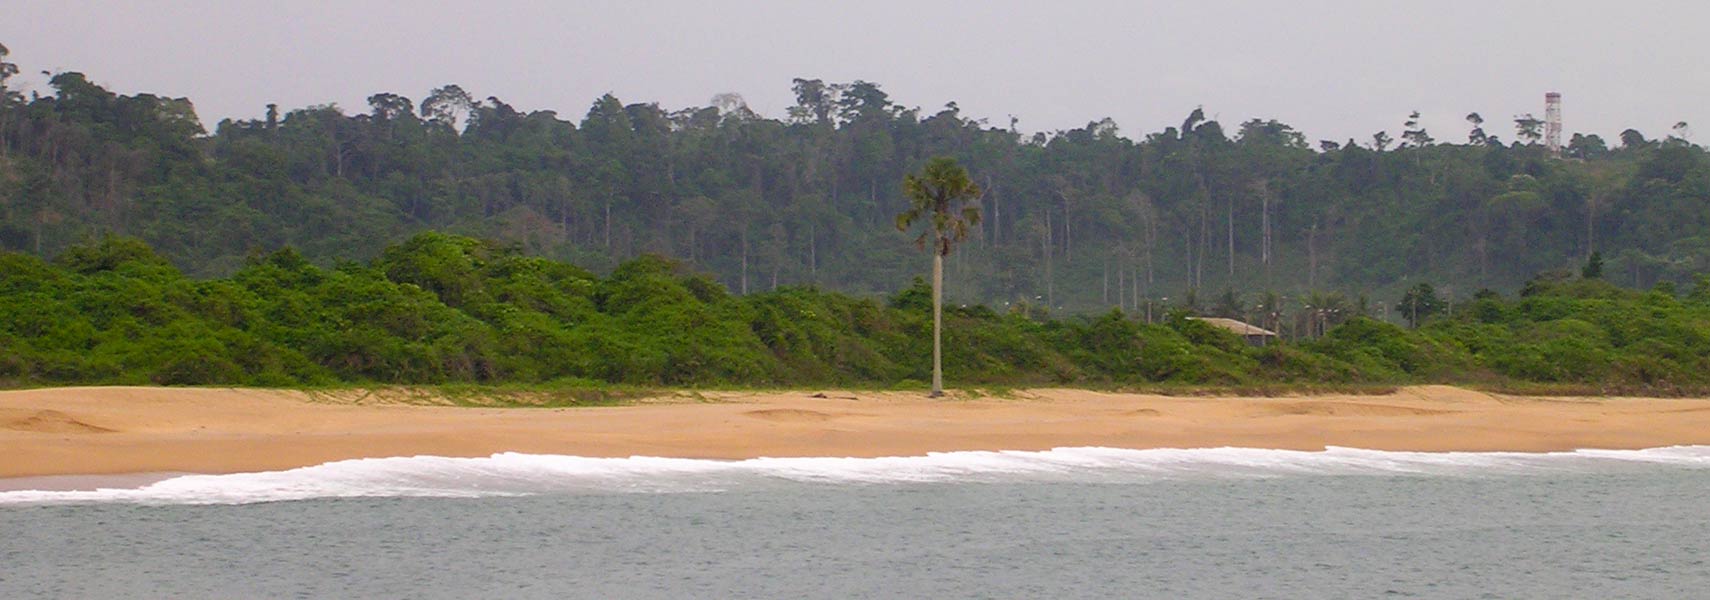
xmin=6 ymin=385 xmax=1710 ymax=479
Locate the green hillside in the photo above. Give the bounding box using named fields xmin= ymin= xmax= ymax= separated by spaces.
xmin=2 ymin=46 xmax=1706 ymax=317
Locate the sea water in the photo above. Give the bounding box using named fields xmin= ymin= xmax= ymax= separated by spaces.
xmin=3 ymin=447 xmax=1709 ymax=598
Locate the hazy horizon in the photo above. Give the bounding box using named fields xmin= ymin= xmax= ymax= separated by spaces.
xmin=3 ymin=0 xmax=1705 ymax=145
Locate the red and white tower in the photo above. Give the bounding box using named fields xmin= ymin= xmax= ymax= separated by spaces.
xmin=1544 ymin=92 xmax=1563 ymax=157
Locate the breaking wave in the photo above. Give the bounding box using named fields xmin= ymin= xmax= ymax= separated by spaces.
xmin=5 ymin=446 xmax=1709 ymax=506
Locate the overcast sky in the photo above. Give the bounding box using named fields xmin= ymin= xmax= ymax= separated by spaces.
xmin=3 ymin=0 xmax=1705 ymax=144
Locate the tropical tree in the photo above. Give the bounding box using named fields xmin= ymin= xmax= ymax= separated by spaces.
xmin=1620 ymin=128 xmax=1650 ymax=149
xmin=1398 ymin=283 xmax=1444 ymax=328
xmin=896 ymin=157 xmax=982 ymax=397
xmin=1401 ymin=111 xmax=1433 ymax=147
xmin=0 ymin=42 xmax=15 ymax=88
xmin=421 ymin=84 xmax=475 ymax=131
xmin=1371 ymin=131 xmax=1393 ymax=152
xmin=0 ymin=42 xmax=17 ymax=159
xmin=1514 ymin=114 xmax=1544 ymax=145
xmin=1466 ymin=112 xmax=1488 ymax=145
xmin=1582 ymin=251 xmax=1604 ymax=279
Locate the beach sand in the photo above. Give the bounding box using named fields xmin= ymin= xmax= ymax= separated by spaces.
xmin=4 ymin=385 xmax=1710 ymax=478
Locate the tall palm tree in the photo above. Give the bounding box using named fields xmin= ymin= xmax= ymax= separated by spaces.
xmin=896 ymin=157 xmax=982 ymax=397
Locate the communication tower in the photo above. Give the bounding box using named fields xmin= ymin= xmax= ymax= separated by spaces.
xmin=1544 ymin=92 xmax=1563 ymax=157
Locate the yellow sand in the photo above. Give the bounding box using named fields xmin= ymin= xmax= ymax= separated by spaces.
xmin=4 ymin=385 xmax=1710 ymax=477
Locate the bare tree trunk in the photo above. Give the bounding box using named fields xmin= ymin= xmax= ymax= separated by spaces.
xmin=931 ymin=251 xmax=944 ymax=398
xmin=1198 ymin=198 xmax=1208 ymax=290
xmin=333 ymin=140 xmax=346 ymax=179
xmin=1261 ymin=187 xmax=1271 ymax=287
xmin=1132 ymin=265 xmax=1140 ymax=313
xmin=1062 ymin=194 xmax=1072 ymax=262
xmin=1044 ymin=210 xmax=1055 ymax=308
xmin=1477 ymin=236 xmax=1488 ymax=281
xmin=1586 ymin=194 xmax=1596 ymax=258
xmin=106 ymin=163 xmax=121 ymax=232
xmin=1184 ymin=224 xmax=1195 ymax=291
xmin=1117 ymin=261 xmax=1125 ymax=310
xmin=986 ymin=175 xmax=998 ymax=247
xmin=984 ymin=175 xmax=998 ymax=249
xmin=560 ymin=197 xmax=571 ymax=237
xmin=1308 ymin=220 xmax=1319 ymax=290
xmin=1145 ymin=215 xmax=1156 ymax=285
xmin=869 ymin=178 xmax=877 ymax=227
xmin=1227 ymin=195 xmax=1235 ymax=280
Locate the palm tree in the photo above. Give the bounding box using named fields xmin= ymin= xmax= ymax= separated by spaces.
xmin=896 ymin=157 xmax=982 ymax=397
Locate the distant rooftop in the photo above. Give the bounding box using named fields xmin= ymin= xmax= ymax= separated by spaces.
xmin=1188 ymin=317 xmax=1277 ymax=337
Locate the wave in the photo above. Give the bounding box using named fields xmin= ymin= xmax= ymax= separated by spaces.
xmin=4 ymin=446 xmax=1709 ymax=506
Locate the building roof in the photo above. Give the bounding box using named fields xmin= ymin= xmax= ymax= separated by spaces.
xmin=1188 ymin=317 xmax=1278 ymax=337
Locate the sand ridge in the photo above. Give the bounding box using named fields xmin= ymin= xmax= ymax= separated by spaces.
xmin=744 ymin=408 xmax=851 ymax=422
xmin=1254 ymin=401 xmax=1459 ymax=417
xmin=3 ymin=385 xmax=1710 ymax=478
xmin=1 ymin=408 xmax=116 ymax=434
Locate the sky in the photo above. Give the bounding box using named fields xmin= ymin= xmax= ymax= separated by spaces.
xmin=3 ymin=0 xmax=1705 ymax=145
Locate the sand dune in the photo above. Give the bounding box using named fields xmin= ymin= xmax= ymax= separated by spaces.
xmin=3 ymin=385 xmax=1710 ymax=478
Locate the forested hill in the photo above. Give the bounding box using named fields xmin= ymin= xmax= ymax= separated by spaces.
xmin=1 ymin=45 xmax=1707 ymax=313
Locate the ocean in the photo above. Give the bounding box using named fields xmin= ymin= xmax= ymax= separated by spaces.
xmin=3 ymin=446 xmax=1708 ymax=599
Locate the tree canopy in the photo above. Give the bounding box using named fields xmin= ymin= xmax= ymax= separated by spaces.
xmin=1 ymin=56 xmax=1708 ymax=319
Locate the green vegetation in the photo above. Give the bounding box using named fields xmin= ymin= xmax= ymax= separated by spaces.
xmin=5 ymin=234 xmax=1710 ymax=393
xmin=4 ymin=49 xmax=1710 ymax=394
xmin=896 ymin=156 xmax=982 ymax=397
xmin=1 ymin=49 xmax=1707 ymax=320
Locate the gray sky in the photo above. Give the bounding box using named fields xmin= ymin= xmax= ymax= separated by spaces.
xmin=4 ymin=0 xmax=1705 ymax=144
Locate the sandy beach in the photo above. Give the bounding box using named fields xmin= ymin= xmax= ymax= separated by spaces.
xmin=4 ymin=385 xmax=1710 ymax=478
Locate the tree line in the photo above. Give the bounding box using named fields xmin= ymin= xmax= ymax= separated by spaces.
xmin=2 ymin=44 xmax=1708 ymax=324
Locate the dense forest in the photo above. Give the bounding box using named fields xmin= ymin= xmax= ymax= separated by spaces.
xmin=2 ymin=45 xmax=1707 ymax=318
xmin=5 ymin=233 xmax=1710 ymax=391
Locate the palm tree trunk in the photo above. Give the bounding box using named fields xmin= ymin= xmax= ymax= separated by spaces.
xmin=932 ymin=251 xmax=944 ymax=398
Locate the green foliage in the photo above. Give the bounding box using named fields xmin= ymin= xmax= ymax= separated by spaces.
xmin=1582 ymin=251 xmax=1604 ymax=279
xmin=1398 ymin=283 xmax=1444 ymax=328
xmin=55 ymin=235 xmax=173 ymax=275
xmin=5 ymin=55 xmax=1710 ymax=391
xmin=4 ymin=235 xmax=1710 ymax=390
xmin=1310 ymin=318 xmax=1457 ymax=379
xmin=897 ymin=156 xmax=981 ymax=257
xmin=5 ymin=55 xmax=1709 ymax=319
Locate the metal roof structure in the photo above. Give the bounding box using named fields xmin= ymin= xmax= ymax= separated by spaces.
xmin=1187 ymin=317 xmax=1278 ymax=337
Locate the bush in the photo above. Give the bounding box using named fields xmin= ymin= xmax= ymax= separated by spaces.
xmin=8 ymin=234 xmax=1710 ymax=391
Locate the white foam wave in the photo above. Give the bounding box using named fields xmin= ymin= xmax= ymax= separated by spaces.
xmin=4 ymin=446 xmax=1708 ymax=506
